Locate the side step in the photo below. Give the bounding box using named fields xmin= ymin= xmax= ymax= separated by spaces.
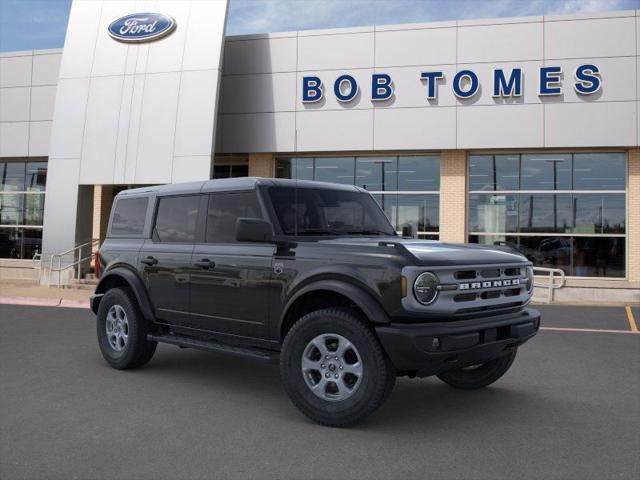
xmin=147 ymin=333 xmax=279 ymax=364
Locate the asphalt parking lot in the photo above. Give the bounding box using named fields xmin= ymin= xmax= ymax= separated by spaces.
xmin=1 ymin=304 xmax=638 ymax=480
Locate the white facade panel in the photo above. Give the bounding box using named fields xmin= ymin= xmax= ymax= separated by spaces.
xmin=134 ymin=72 xmax=180 ymax=183
xmin=375 ymin=27 xmax=456 ymax=67
xmin=458 ymin=104 xmax=544 ymax=149
xmin=0 ymin=87 xmax=30 ymax=122
xmin=373 ymin=106 xmax=456 ymax=150
xmin=182 ymin=0 xmax=228 ymax=71
xmin=91 ymin=1 xmax=132 ymax=77
xmin=0 ymin=122 xmax=29 ymax=157
xmin=296 ymin=110 xmax=373 ymax=151
xmin=458 ymin=22 xmax=543 ymax=62
xmin=48 ymin=78 xmax=90 ymax=159
xmin=30 ymin=86 xmax=57 ymax=121
xmin=221 ymin=112 xmax=295 ymax=153
xmin=174 ymin=69 xmax=220 ymax=157
xmin=145 ymin=1 xmax=190 ymax=74
xmin=32 ymin=53 xmax=62 ymax=86
xmin=80 ymin=75 xmax=123 ymax=184
xmin=28 ymin=121 xmax=52 ymax=156
xmin=223 ymin=72 xmax=296 ymax=114
xmin=123 ymin=74 xmax=146 ymax=184
xmin=296 ymin=69 xmax=373 ymax=111
xmin=171 ymin=155 xmax=212 ymax=183
xmin=544 ymin=102 xmax=637 ymax=147
xmin=0 ymin=56 xmax=32 ymax=87
xmin=544 ymin=17 xmax=636 ymax=59
xmin=57 ymin=0 xmax=101 ymax=79
xmin=298 ymin=32 xmax=374 ymax=71
xmin=223 ymin=37 xmax=297 ymax=75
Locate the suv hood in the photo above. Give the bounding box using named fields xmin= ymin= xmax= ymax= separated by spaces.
xmin=317 ymin=237 xmax=528 ymax=267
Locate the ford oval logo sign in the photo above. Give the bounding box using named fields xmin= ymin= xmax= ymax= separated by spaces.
xmin=108 ymin=13 xmax=176 ymax=43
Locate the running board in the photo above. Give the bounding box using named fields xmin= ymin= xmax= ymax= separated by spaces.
xmin=147 ymin=333 xmax=279 ymax=363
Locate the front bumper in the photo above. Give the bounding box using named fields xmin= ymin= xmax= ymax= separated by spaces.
xmin=375 ymin=308 xmax=540 ymax=377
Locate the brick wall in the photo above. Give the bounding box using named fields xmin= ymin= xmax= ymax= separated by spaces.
xmin=628 ymin=148 xmax=639 ymax=283
xmin=439 ymin=150 xmax=467 ymax=243
xmin=248 ymin=153 xmax=275 ymax=177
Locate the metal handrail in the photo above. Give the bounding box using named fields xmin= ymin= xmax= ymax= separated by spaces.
xmin=48 ymin=238 xmax=100 ymax=288
xmin=533 ymin=267 xmax=566 ymax=303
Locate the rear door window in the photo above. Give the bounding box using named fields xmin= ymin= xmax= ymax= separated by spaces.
xmin=205 ymin=192 xmax=262 ymax=243
xmin=110 ymin=197 xmax=148 ymax=236
xmin=153 ymin=195 xmax=200 ymax=243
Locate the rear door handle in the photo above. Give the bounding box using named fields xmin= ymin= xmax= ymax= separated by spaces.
xmin=194 ymin=258 xmax=215 ymax=269
xmin=141 ymin=256 xmax=158 ymax=266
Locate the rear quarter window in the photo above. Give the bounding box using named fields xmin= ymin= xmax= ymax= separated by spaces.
xmin=110 ymin=197 xmax=148 ymax=236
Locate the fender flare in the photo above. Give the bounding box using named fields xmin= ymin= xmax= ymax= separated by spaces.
xmin=94 ymin=266 xmax=155 ymax=321
xmin=279 ymin=279 xmax=390 ymax=336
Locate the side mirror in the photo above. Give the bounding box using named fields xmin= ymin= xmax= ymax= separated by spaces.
xmin=236 ymin=217 xmax=274 ymax=243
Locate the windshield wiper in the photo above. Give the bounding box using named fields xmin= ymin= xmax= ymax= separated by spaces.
xmin=294 ymin=229 xmax=344 ymax=236
xmin=345 ymin=230 xmax=392 ymax=236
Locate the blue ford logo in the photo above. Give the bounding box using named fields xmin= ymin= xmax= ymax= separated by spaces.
xmin=108 ymin=13 xmax=176 ymax=43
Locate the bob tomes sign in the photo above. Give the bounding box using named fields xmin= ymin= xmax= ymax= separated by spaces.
xmin=302 ymin=64 xmax=601 ymax=103
xmin=108 ymin=13 xmax=176 ymax=43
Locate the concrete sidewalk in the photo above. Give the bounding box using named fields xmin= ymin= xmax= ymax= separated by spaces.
xmin=0 ymin=281 xmax=91 ymax=308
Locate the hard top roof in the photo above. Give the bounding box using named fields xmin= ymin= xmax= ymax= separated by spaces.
xmin=116 ymin=177 xmax=365 ymax=198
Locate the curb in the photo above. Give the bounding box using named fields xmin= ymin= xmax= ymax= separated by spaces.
xmin=0 ymin=296 xmax=89 ymax=309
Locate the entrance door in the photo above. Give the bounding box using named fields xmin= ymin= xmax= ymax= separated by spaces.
xmin=189 ymin=191 xmax=274 ymax=340
xmin=139 ymin=194 xmax=201 ymax=325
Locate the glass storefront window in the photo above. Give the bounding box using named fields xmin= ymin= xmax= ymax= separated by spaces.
xmin=277 ymin=155 xmax=441 ymax=238
xmin=314 ymin=157 xmax=355 ymax=185
xmin=356 ymin=157 xmax=397 ymax=191
xmin=468 ymin=153 xmax=627 ymax=278
xmin=573 ymin=153 xmax=626 ymax=190
xmin=468 ymin=154 xmax=519 ymax=191
xmin=0 ymin=160 xmax=47 ymax=258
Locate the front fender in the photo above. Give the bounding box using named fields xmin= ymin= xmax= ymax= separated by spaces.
xmin=279 ymin=279 xmax=390 ymax=333
xmin=93 ymin=266 xmax=155 ymax=321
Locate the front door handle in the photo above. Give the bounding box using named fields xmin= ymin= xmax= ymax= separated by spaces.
xmin=194 ymin=258 xmax=215 ymax=269
xmin=141 ymin=256 xmax=158 ymax=266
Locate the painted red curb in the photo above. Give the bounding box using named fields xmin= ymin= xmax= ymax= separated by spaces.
xmin=0 ymin=296 xmax=89 ymax=309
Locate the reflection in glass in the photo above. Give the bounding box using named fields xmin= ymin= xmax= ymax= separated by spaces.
xmin=521 ymin=154 xmax=571 ymax=190
xmin=574 ymin=194 xmax=625 ymax=234
xmin=0 ymin=194 xmax=24 ymax=225
xmin=25 ymin=162 xmax=47 ymax=191
xmin=24 ymin=194 xmax=45 ymax=226
xmin=573 ymin=236 xmax=625 ymax=278
xmin=1 ymin=163 xmax=26 ymax=192
xmin=356 ymin=157 xmax=397 ymax=191
xmin=519 ymin=194 xmax=572 ymax=233
xmin=397 ymin=195 xmax=439 ymax=233
xmin=314 ymin=157 xmax=355 ymax=185
xmin=398 ymin=156 xmax=440 ymax=191
xmin=468 ymin=194 xmax=518 ymax=233
xmin=573 ymin=153 xmax=625 ymax=190
xmin=468 ymin=155 xmax=519 ymax=191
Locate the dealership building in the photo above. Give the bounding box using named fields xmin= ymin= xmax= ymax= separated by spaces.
xmin=0 ymin=0 xmax=638 ymax=302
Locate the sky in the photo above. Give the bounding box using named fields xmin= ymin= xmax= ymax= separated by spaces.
xmin=0 ymin=0 xmax=639 ymax=52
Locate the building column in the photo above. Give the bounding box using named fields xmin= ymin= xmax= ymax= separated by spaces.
xmin=248 ymin=153 xmax=275 ymax=178
xmin=439 ymin=150 xmax=467 ymax=243
xmin=92 ymin=185 xmax=115 ymax=245
xmin=628 ymin=148 xmax=639 ymax=283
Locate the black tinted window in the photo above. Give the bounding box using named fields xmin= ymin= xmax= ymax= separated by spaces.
xmin=206 ymin=192 xmax=262 ymax=243
xmin=154 ymin=195 xmax=199 ymax=243
xmin=268 ymin=187 xmax=395 ymax=236
xmin=110 ymin=198 xmax=148 ymax=236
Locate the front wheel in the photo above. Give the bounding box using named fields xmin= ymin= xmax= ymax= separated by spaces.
xmin=280 ymin=308 xmax=396 ymax=427
xmin=436 ymin=348 xmax=517 ymax=390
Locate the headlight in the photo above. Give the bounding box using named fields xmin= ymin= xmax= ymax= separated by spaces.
xmin=525 ymin=266 xmax=534 ymax=293
xmin=413 ymin=272 xmax=439 ymax=305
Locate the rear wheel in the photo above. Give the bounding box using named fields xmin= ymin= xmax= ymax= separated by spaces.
xmin=280 ymin=308 xmax=395 ymax=427
xmin=96 ymin=287 xmax=157 ymax=369
xmin=436 ymin=348 xmax=517 ymax=390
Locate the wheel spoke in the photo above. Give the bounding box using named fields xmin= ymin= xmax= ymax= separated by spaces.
xmin=335 ymin=337 xmax=354 ymax=359
xmin=343 ymin=361 xmax=363 ymax=377
xmin=301 ymin=356 xmax=319 ymax=372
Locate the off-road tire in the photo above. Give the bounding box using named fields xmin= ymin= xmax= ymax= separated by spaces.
xmin=280 ymin=308 xmax=396 ymax=427
xmin=96 ymin=287 xmax=157 ymax=369
xmin=436 ymin=348 xmax=517 ymax=390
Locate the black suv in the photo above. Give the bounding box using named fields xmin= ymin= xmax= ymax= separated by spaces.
xmin=91 ymin=178 xmax=539 ymax=426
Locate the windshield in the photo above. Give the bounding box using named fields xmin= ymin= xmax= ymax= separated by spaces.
xmin=268 ymin=186 xmax=396 ymax=236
